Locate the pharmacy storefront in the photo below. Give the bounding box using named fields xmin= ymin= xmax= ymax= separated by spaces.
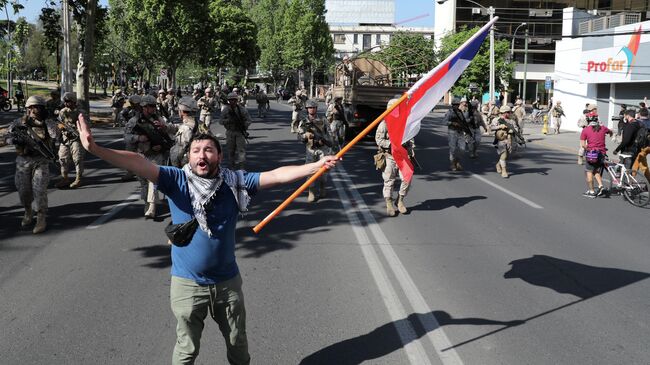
xmin=554 ymin=19 xmax=650 ymax=131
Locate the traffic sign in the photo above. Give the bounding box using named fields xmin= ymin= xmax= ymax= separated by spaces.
xmin=160 ymin=69 xmax=168 ymax=78
xmin=544 ymin=76 xmax=552 ymax=90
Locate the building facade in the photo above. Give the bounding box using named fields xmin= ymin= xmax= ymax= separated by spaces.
xmin=554 ymin=7 xmax=650 ymax=131
xmin=434 ymin=0 xmax=650 ymax=104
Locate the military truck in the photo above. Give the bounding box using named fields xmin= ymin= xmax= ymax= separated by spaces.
xmin=332 ymin=57 xmax=407 ymax=139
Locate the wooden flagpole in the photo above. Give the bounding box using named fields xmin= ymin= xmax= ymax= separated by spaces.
xmin=252 ymin=93 xmax=408 ymax=234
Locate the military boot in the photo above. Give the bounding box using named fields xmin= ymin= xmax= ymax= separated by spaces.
xmin=397 ymin=195 xmax=407 ymax=214
xmin=21 ymin=205 xmax=33 ymax=227
xmin=385 ymin=198 xmax=396 ymax=217
xmin=500 ymin=161 xmax=509 ymax=178
xmin=144 ymin=202 xmax=157 ymax=219
xmin=319 ymin=179 xmax=327 ymax=199
xmin=307 ymin=187 xmax=317 ymax=203
xmin=32 ymin=212 xmax=47 ymax=234
xmin=56 ymin=173 xmax=70 ymax=189
xmin=69 ymin=172 xmax=82 ymax=189
xmin=450 ymin=160 xmax=458 ymax=171
xmin=454 ymin=160 xmax=463 ymax=171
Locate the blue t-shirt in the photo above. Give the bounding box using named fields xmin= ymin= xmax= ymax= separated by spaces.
xmin=157 ymin=166 xmax=260 ymax=285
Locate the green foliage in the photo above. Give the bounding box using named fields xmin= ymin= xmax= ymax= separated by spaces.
xmin=208 ymin=0 xmax=260 ymax=70
xmin=438 ymin=26 xmax=514 ymax=96
xmin=38 ymin=7 xmax=62 ymax=57
xmin=246 ymin=0 xmax=286 ymax=81
xmin=370 ymin=31 xmax=435 ymax=86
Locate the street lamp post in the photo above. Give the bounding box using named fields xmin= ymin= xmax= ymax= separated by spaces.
xmin=522 ymin=27 xmax=529 ymax=104
xmin=511 ymin=23 xmax=527 ymax=61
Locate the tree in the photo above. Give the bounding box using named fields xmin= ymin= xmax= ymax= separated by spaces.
xmin=207 ymin=0 xmax=260 ymax=76
xmin=245 ymin=0 xmax=286 ymax=87
xmin=39 ymin=7 xmax=62 ymax=81
xmin=438 ymin=26 xmax=514 ymax=97
xmin=370 ymin=31 xmax=435 ymax=86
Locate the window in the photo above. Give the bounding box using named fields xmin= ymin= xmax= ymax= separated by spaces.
xmin=333 ymin=34 xmax=346 ymax=44
xmin=353 ymin=34 xmax=358 ymax=44
xmin=363 ymin=34 xmax=371 ymax=50
xmin=376 ymin=34 xmax=381 ymax=45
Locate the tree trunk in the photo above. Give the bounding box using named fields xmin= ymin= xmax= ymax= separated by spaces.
xmin=76 ymin=0 xmax=97 ymax=112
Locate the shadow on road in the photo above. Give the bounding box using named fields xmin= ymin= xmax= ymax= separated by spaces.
xmin=299 ymin=310 xmax=523 ymax=365
xmin=409 ymin=195 xmax=487 ymax=211
xmin=131 ymin=244 xmax=171 ymax=269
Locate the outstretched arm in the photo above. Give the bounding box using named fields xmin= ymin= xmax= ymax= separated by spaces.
xmin=77 ymin=114 xmax=160 ymax=183
xmin=259 ymin=156 xmax=340 ymax=190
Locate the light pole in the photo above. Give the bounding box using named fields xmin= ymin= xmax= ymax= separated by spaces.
xmin=436 ymin=0 xmax=496 ymax=102
xmin=522 ymin=27 xmax=529 ymax=104
xmin=510 ymin=23 xmax=526 ymax=61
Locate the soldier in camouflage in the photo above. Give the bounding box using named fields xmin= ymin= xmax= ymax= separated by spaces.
xmin=111 ymin=89 xmax=126 ymax=127
xmin=55 ymin=92 xmax=86 ymax=189
xmin=45 ymin=89 xmax=63 ymax=120
xmin=125 ymin=95 xmax=176 ymax=218
xmin=197 ymin=87 xmax=217 ymax=130
xmin=298 ymin=99 xmax=332 ymax=202
xmin=220 ymin=92 xmax=251 ymax=170
xmin=170 ymin=97 xmax=208 ymax=168
xmin=512 ymin=99 xmax=526 ymax=135
xmin=491 ymin=105 xmax=516 ymax=178
xmin=156 ymin=89 xmax=170 ymax=120
xmin=326 ymin=96 xmax=347 ymax=152
xmin=288 ymin=90 xmax=305 ymax=133
xmin=255 ymin=90 xmax=269 ymax=118
xmin=7 ymin=96 xmax=59 ymax=234
xmin=166 ymin=87 xmax=177 ymax=118
xmin=119 ymin=94 xmax=142 ymax=181
xmin=375 ymin=98 xmax=414 ymax=216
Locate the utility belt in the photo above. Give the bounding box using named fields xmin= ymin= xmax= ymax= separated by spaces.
xmin=448 ymin=121 xmax=465 ymax=131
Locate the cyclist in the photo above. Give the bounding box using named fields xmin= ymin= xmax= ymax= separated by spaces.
xmin=580 ymin=113 xmax=612 ymax=197
xmin=613 ymin=109 xmax=641 ymax=168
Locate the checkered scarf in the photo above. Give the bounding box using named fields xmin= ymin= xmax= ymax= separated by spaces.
xmin=182 ymin=164 xmax=250 ymax=237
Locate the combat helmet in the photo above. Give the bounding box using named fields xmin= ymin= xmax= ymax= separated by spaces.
xmin=62 ymin=92 xmax=77 ymax=103
xmin=25 ymin=95 xmax=47 ymax=107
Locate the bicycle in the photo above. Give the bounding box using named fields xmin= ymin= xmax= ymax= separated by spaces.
xmin=603 ymin=154 xmax=650 ymax=207
xmin=530 ymin=109 xmax=548 ymax=125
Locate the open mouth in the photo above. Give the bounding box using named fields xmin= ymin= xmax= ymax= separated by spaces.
xmin=197 ymin=161 xmax=207 ymax=168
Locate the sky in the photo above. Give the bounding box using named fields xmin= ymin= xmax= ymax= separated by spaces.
xmin=11 ymin=0 xmax=434 ymax=28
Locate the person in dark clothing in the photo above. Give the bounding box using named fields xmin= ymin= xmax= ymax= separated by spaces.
xmin=613 ymin=109 xmax=641 ymax=168
xmin=614 ymin=104 xmax=627 ymax=142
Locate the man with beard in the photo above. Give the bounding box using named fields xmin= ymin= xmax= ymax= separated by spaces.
xmin=75 ymin=114 xmax=339 ymax=365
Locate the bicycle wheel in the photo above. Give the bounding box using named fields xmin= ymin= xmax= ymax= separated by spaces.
xmin=623 ymin=173 xmax=650 ymax=207
xmin=2 ymin=100 xmax=12 ymax=111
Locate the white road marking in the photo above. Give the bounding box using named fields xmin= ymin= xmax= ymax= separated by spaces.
xmin=334 ymin=165 xmax=465 ymax=365
xmin=330 ymin=169 xmax=432 ymax=365
xmin=471 ymin=173 xmax=544 ymax=209
xmin=86 ymin=193 xmax=140 ymax=229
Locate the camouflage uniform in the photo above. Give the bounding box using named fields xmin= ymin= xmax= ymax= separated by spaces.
xmin=220 ymin=96 xmax=251 ymax=170
xmin=125 ymin=96 xmax=175 ymax=218
xmin=255 ymin=91 xmax=269 ymax=118
xmin=198 ymin=95 xmax=217 ymax=128
xmin=45 ymin=92 xmax=62 ymax=120
xmin=156 ymin=92 xmax=170 ymax=120
xmin=56 ymin=106 xmax=85 ymax=188
xmin=326 ymin=99 xmax=347 ymax=152
xmin=512 ymin=101 xmax=526 ymax=134
xmin=491 ymin=106 xmax=516 ymax=178
xmin=298 ymin=112 xmax=332 ymax=202
xmin=443 ymin=100 xmax=471 ymax=171
xmin=8 ymin=99 xmax=59 ymax=234
xmin=288 ymin=92 xmax=305 ymax=133
xmin=166 ymin=89 xmax=177 ymax=118
xmin=375 ymin=119 xmax=413 ymax=216
xmin=111 ymin=91 xmax=126 ymax=127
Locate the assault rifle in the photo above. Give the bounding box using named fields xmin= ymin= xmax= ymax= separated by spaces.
xmin=10 ymin=125 xmax=60 ymax=166
xmin=59 ymin=122 xmax=80 ymax=141
xmin=451 ymin=107 xmax=474 ymax=139
xmin=132 ymin=118 xmax=174 ymax=151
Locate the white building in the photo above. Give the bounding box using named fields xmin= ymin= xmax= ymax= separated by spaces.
xmin=330 ymin=25 xmax=434 ymax=60
xmin=554 ymin=8 xmax=650 ymax=131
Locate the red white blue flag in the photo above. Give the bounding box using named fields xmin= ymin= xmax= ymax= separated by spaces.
xmin=384 ymin=17 xmax=498 ymax=183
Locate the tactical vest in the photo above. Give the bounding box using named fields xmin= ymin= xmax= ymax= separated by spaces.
xmin=223 ymin=106 xmax=246 ymax=132
xmin=15 ymin=117 xmax=54 ymax=157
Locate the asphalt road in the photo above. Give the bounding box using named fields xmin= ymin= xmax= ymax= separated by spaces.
xmin=0 ymin=100 xmax=648 ymax=365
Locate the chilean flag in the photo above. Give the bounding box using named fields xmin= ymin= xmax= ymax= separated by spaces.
xmin=384 ymin=17 xmax=498 ymax=182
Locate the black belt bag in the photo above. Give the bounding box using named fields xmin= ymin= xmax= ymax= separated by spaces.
xmin=165 ymin=218 xmax=198 ymax=247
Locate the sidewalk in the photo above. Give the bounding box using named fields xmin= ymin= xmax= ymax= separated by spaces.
xmin=523 ymin=120 xmax=619 ymax=159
